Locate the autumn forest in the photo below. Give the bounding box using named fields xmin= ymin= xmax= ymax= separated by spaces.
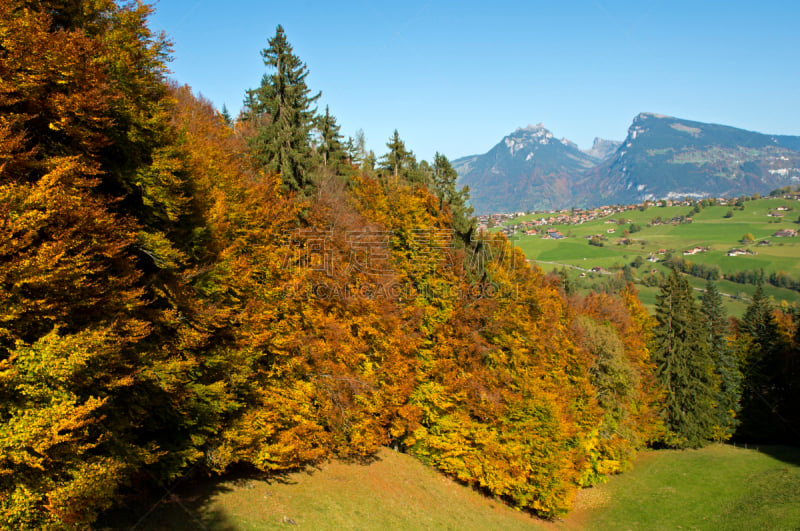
xmin=1 ymin=2 xmax=799 ymax=529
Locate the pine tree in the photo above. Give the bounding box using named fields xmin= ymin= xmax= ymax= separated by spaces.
xmin=380 ymin=129 xmax=412 ymax=177
xmin=316 ymin=105 xmax=346 ymax=171
xmin=431 ymin=152 xmax=474 ymax=240
xmin=431 ymin=152 xmax=459 ymax=207
xmin=343 ymin=136 xmax=357 ymax=165
xmin=558 ymin=266 xmax=574 ymax=296
xmin=221 ymin=104 xmax=233 ymax=126
xmin=700 ymin=278 xmax=741 ymax=439
xmin=787 ymin=308 xmax=800 ymax=439
xmin=740 ymin=281 xmax=774 ymax=341
xmin=652 ymin=269 xmax=717 ymax=447
xmin=736 ymin=281 xmax=789 ymax=441
xmin=244 ymin=25 xmax=320 ymax=191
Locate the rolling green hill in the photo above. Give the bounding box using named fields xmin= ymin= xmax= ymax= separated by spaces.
xmin=502 ymin=198 xmax=800 ymax=316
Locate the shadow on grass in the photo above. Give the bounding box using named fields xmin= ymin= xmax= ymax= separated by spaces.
xmin=332 ymin=451 xmax=382 ymax=467
xmin=97 ymin=465 xmax=297 ymax=530
xmin=753 ymin=444 xmax=800 ymax=468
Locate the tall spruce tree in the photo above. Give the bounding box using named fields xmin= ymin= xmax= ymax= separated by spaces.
xmin=244 ymin=25 xmax=319 ymax=191
xmin=787 ymin=308 xmax=800 ymax=439
xmin=362 ymin=150 xmax=377 ymax=173
xmin=221 ymin=104 xmax=233 ymax=126
xmin=431 ymin=152 xmax=458 ymax=209
xmin=380 ymin=129 xmax=412 ymax=177
xmin=700 ymin=278 xmax=741 ymax=439
xmin=432 ymin=152 xmax=474 ymax=240
xmin=736 ymin=281 xmax=789 ymax=441
xmin=316 ymin=105 xmax=346 ymax=172
xmin=652 ymin=269 xmax=717 ymax=447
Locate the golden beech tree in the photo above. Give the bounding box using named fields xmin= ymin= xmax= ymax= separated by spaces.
xmin=0 ymin=2 xmax=226 ymax=527
xmin=568 ymin=288 xmax=663 ymax=478
xmin=0 ymin=156 xmax=152 ymax=527
xmin=346 ymin=177 xmax=611 ymax=517
xmin=398 ymin=237 xmax=602 ymax=517
xmin=168 ymin=86 xmax=420 ymax=472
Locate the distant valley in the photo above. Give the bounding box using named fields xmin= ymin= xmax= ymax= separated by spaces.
xmin=454 ymin=114 xmax=800 ymax=214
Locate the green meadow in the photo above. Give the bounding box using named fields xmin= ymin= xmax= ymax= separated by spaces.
xmin=578 ymin=444 xmax=800 ymax=531
xmin=504 ymin=198 xmax=800 ymax=316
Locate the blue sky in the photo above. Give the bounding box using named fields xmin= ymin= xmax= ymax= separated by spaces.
xmin=149 ymin=0 xmax=800 ymax=162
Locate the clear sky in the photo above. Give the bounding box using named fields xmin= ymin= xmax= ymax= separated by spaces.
xmin=148 ymin=0 xmax=800 ymax=162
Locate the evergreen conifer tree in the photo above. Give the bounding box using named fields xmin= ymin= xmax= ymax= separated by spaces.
xmin=221 ymin=104 xmax=232 ymax=126
xmin=431 ymin=152 xmax=474 ymax=240
xmin=316 ymin=105 xmax=346 ymax=171
xmin=700 ymin=278 xmax=741 ymax=438
xmin=380 ymin=129 xmax=412 ymax=177
xmin=736 ymin=281 xmax=789 ymax=441
xmin=244 ymin=25 xmax=320 ymax=191
xmin=343 ymin=137 xmax=356 ymax=166
xmin=652 ymin=269 xmax=717 ymax=447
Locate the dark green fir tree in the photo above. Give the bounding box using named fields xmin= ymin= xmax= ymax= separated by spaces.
xmin=362 ymin=150 xmax=377 ymax=173
xmin=316 ymin=105 xmax=347 ymax=172
xmin=244 ymin=25 xmax=320 ymax=191
xmin=220 ymin=104 xmax=232 ymax=126
xmin=736 ymin=281 xmax=790 ymax=441
xmin=700 ymin=278 xmax=741 ymax=439
xmin=652 ymin=269 xmax=717 ymax=448
xmin=380 ymin=129 xmax=412 ymax=178
xmin=431 ymin=152 xmax=474 ymax=241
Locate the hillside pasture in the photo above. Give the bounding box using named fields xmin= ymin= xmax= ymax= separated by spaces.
xmin=575 ymin=444 xmax=800 ymax=531
xmin=505 ymin=198 xmax=800 ymax=315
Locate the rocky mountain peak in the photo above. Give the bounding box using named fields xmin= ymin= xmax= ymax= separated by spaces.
xmin=584 ymin=137 xmax=622 ymax=160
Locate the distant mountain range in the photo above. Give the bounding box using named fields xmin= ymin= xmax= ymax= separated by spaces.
xmin=583 ymin=137 xmax=622 ymax=160
xmin=453 ymin=114 xmax=800 ymax=214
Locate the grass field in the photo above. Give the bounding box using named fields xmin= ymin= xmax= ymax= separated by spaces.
xmin=573 ymin=444 xmax=800 ymax=531
xmin=505 ymin=198 xmax=800 ymax=316
xmin=103 ymin=444 xmax=800 ymax=530
xmin=101 ymin=449 xmax=546 ymax=531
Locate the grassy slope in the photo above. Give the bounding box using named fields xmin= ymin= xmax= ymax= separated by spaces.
xmin=572 ymin=444 xmax=800 ymax=531
xmin=106 ymin=445 xmax=800 ymax=530
xmin=104 ymin=449 xmax=547 ymax=530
